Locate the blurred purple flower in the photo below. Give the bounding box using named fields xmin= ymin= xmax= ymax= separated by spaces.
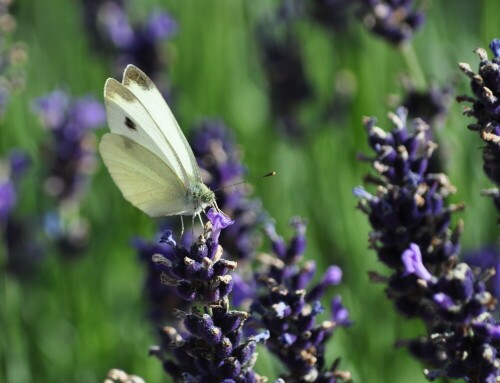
xmin=256 ymin=5 xmax=313 ymax=139
xmin=357 ymin=0 xmax=426 ymax=46
xmin=146 ymin=11 xmax=178 ymax=41
xmin=99 ymin=1 xmax=177 ymax=89
xmin=32 ymin=90 xmax=105 ymax=202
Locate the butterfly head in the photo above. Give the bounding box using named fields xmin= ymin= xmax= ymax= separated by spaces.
xmin=187 ymin=181 xmax=216 ymax=215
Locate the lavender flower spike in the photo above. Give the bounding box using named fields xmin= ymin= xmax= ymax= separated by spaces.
xmin=458 ymin=39 xmax=500 ymax=212
xmin=150 ymin=211 xmax=267 ymax=382
xmin=356 ymin=107 xmax=500 ymax=382
xmin=252 ymin=218 xmax=351 ymax=382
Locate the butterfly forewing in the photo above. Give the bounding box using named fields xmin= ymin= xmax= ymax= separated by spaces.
xmin=104 ymin=78 xmax=190 ymax=186
xmin=99 ymin=133 xmax=189 ymax=217
xmin=122 ymin=65 xmax=202 ymax=182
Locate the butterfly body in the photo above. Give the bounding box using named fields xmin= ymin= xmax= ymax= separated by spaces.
xmin=99 ymin=65 xmax=216 ymax=220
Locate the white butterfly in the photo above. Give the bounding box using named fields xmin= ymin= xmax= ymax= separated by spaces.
xmin=99 ymin=64 xmax=216 ymax=228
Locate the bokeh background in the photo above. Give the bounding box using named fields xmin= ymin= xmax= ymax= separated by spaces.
xmin=1 ymin=1 xmax=499 ymax=382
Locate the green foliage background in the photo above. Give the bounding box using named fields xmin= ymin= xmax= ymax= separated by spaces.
xmin=1 ymin=1 xmax=499 ymax=382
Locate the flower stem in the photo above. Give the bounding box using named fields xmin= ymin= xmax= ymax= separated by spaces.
xmin=400 ymin=43 xmax=427 ymax=90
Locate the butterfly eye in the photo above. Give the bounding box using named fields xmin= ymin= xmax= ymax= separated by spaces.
xmin=202 ymin=190 xmax=215 ymax=204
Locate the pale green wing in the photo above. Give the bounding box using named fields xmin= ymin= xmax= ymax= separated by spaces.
xmin=122 ymin=65 xmax=202 ymax=182
xmin=104 ymin=78 xmax=190 ymax=186
xmin=99 ymin=133 xmax=189 ymax=217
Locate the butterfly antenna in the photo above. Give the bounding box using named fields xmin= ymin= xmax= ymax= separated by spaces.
xmin=214 ymin=171 xmax=276 ymax=193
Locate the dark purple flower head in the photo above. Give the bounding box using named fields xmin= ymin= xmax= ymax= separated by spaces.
xmin=355 ymin=108 xmax=461 ymax=270
xmin=153 ymin=298 xmax=266 ymax=383
xmin=32 ymin=90 xmax=105 ymax=202
xmin=152 ymin=221 xmax=236 ymax=304
xmin=458 ymin=40 xmax=500 ymax=191
xmin=251 ymin=219 xmax=350 ymax=382
xmin=357 ymin=0 xmax=426 ymax=46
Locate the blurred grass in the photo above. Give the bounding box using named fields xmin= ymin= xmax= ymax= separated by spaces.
xmin=1 ymin=1 xmax=499 ymax=382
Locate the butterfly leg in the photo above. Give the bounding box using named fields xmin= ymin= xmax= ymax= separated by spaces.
xmin=213 ymin=200 xmax=221 ymax=212
xmin=191 ymin=214 xmax=195 ymax=239
xmin=180 ymin=215 xmax=185 ymax=239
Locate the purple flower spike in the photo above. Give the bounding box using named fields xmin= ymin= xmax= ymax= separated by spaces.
xmin=357 ymin=104 xmax=500 ymax=381
xmin=207 ymin=208 xmax=234 ymax=243
xmin=401 ymin=243 xmax=432 ymax=281
xmin=252 ymin=219 xmax=350 ymax=382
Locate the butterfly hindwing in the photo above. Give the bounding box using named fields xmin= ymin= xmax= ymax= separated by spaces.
xmin=99 ymin=133 xmax=189 ymax=217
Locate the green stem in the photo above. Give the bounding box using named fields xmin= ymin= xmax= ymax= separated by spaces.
xmin=400 ymin=43 xmax=427 ymax=90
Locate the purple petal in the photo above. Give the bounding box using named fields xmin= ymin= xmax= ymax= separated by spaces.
xmin=207 ymin=208 xmax=234 ymax=242
xmin=401 ymin=243 xmax=432 ymax=281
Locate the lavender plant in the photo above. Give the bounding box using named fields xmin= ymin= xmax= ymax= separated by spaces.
xmin=457 ymin=39 xmax=500 ymax=213
xmin=32 ymin=90 xmax=105 ymax=253
xmin=250 ymin=218 xmax=351 ymax=383
xmin=148 ymin=209 xmax=269 ymax=383
xmin=354 ymin=107 xmax=500 ymax=382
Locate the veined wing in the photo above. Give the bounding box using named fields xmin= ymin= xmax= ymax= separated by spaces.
xmin=104 ymin=78 xmax=190 ymax=186
xmin=122 ymin=64 xmax=202 ymax=182
xmin=99 ymin=133 xmax=189 ymax=217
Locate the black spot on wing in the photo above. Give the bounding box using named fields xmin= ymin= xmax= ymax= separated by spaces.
xmin=125 ymin=117 xmax=137 ymax=131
